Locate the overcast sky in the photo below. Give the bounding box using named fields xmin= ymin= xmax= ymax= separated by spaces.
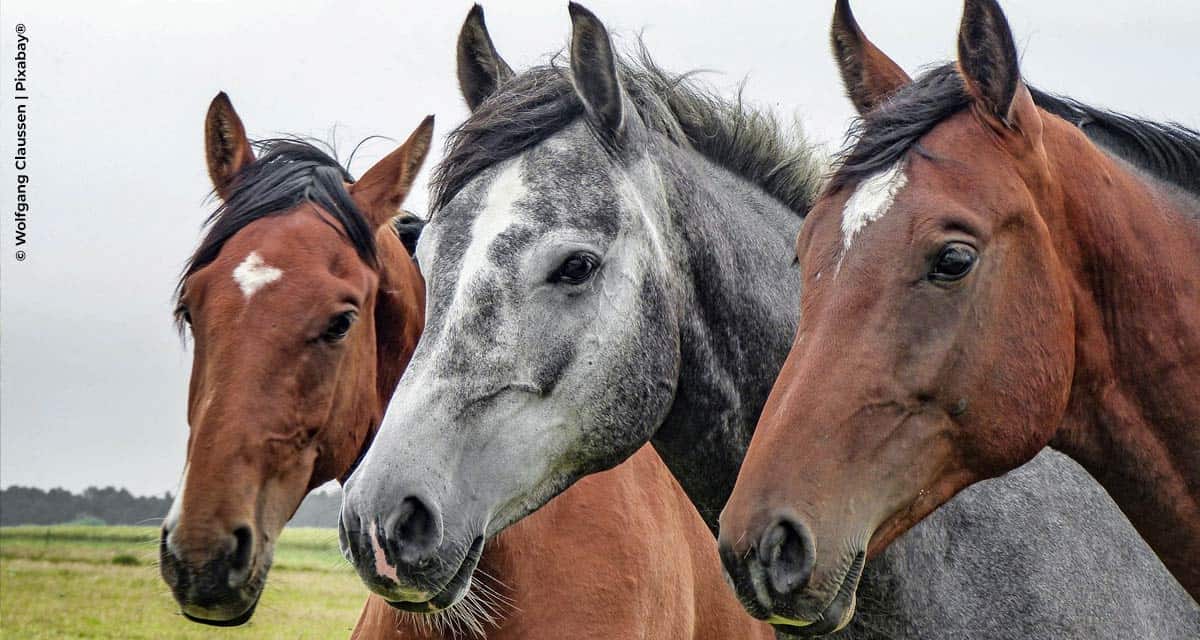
xmin=1 ymin=0 xmax=1196 ymax=496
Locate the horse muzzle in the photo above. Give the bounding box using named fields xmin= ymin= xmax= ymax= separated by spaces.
xmin=159 ymin=524 xmax=267 ymax=626
xmin=718 ymin=510 xmax=865 ymax=637
xmin=339 ymin=491 xmax=485 ymax=611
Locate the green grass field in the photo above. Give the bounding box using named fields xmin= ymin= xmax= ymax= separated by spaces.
xmin=0 ymin=525 xmax=368 ymax=639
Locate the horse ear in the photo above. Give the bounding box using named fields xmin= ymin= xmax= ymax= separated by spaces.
xmin=351 ymin=116 xmax=435 ymax=231
xmin=568 ymin=2 xmax=623 ymax=139
xmin=957 ymin=0 xmax=1022 ymax=127
xmin=830 ymin=0 xmax=911 ymax=115
xmin=457 ymin=4 xmax=514 ymax=111
xmin=205 ymin=92 xmax=255 ymax=200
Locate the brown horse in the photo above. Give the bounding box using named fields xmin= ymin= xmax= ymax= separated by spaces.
xmin=161 ymin=93 xmax=771 ymax=640
xmin=720 ymin=0 xmax=1200 ymax=628
xmin=160 ymin=93 xmax=428 ymax=626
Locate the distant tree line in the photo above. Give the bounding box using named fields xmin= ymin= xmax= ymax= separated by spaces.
xmin=0 ymin=485 xmax=342 ymax=528
xmin=0 ymin=486 xmax=170 ymax=526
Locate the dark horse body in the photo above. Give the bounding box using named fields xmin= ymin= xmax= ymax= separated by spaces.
xmin=721 ymin=0 xmax=1200 ymax=631
xmin=344 ymin=4 xmax=1198 ymax=638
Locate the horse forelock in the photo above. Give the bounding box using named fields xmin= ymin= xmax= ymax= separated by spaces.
xmin=175 ymin=139 xmax=376 ymax=331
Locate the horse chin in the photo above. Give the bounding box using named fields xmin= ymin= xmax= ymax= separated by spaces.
xmin=180 ymin=597 xmax=260 ymax=627
xmin=386 ymin=535 xmax=484 ymax=613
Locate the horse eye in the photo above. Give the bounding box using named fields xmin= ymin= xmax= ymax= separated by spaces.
xmin=176 ymin=306 xmax=193 ymax=326
xmin=552 ymin=253 xmax=599 ymax=285
xmin=929 ymin=243 xmax=977 ymax=282
xmin=322 ymin=311 xmax=357 ymax=343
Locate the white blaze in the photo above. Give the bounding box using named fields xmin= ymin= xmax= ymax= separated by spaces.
xmin=232 ymin=251 xmax=283 ymax=299
xmin=840 ymin=164 xmax=908 ymax=252
xmin=445 ymin=160 xmax=528 ymax=316
xmin=406 ymin=158 xmax=528 ymax=385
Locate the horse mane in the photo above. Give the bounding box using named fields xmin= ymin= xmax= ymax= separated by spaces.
xmin=431 ymin=44 xmax=824 ymax=215
xmin=392 ymin=211 xmax=426 ymax=257
xmin=1029 ymin=89 xmax=1200 ymax=197
xmin=175 ymin=139 xmax=376 ymax=328
xmin=830 ymin=62 xmax=1200 ymax=198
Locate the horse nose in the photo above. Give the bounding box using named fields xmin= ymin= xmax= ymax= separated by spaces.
xmin=160 ymin=522 xmax=256 ymax=591
xmin=160 ymin=520 xmax=262 ymax=626
xmin=387 ymin=495 xmax=443 ymax=563
xmin=342 ymin=492 xmax=446 ymax=596
xmin=759 ymin=516 xmax=816 ymax=597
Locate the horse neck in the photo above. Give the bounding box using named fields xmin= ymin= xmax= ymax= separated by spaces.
xmin=1043 ymin=118 xmax=1200 ymax=593
xmin=333 ymin=227 xmax=425 ymax=485
xmin=646 ymin=145 xmax=807 ymax=531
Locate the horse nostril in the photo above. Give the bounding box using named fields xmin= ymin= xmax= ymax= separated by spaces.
xmin=760 ymin=517 xmax=815 ymax=596
xmin=389 ymin=496 xmax=441 ymax=560
xmin=230 ymin=525 xmax=254 ymax=573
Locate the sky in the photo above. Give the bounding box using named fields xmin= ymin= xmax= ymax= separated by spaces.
xmin=1 ymin=0 xmax=1197 ymax=496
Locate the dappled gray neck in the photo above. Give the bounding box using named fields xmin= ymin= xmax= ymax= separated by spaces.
xmin=647 ymin=141 xmax=807 ymax=532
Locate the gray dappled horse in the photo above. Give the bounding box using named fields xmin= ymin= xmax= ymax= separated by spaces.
xmin=342 ymin=4 xmax=1198 ymax=638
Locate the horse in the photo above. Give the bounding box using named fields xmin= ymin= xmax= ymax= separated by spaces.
xmin=159 ymin=92 xmax=429 ymax=626
xmin=719 ymin=0 xmax=1200 ymax=630
xmin=160 ymin=92 xmax=770 ymax=639
xmin=342 ymin=3 xmax=1200 ymax=638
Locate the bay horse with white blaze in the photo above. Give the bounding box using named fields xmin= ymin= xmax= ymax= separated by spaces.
xmin=344 ymin=3 xmax=1197 ymax=638
xmin=160 ymin=93 xmax=769 ymax=638
xmin=720 ymin=0 xmax=1200 ymax=628
xmin=160 ymin=92 xmax=428 ymax=626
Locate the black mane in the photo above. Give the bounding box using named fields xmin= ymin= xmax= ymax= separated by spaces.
xmin=830 ymin=62 xmax=1200 ymax=197
xmin=431 ymin=47 xmax=824 ymax=215
xmin=175 ymin=140 xmax=376 ymax=320
xmin=1030 ymin=89 xmax=1200 ymax=196
xmin=392 ymin=211 xmax=426 ymax=257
